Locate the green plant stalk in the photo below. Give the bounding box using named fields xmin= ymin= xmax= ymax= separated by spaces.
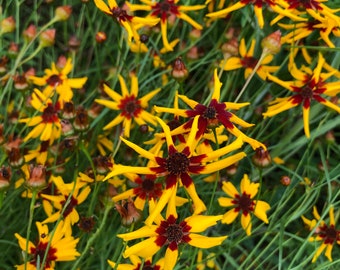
xmin=71 ymin=203 xmax=113 ymax=270
xmin=24 ymin=189 xmax=38 ymax=270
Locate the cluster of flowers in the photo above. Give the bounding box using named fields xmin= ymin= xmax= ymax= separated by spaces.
xmin=0 ymin=0 xmax=340 ymax=269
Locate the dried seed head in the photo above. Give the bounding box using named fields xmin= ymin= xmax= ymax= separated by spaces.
xmin=171 ymin=57 xmax=188 ymax=82
xmin=252 ymin=147 xmax=271 ymax=168
xmin=115 ymin=199 xmax=142 ymax=226
xmin=26 ymin=164 xmax=47 ymax=191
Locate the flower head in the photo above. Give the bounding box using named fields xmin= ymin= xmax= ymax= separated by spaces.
xmin=302 ymin=206 xmax=340 ymax=262
xmin=127 ymin=0 xmax=205 ymax=51
xmin=263 ymin=52 xmax=340 ymax=138
xmin=15 ymin=221 xmax=80 ymax=269
xmin=118 ymin=209 xmax=226 ymax=270
xmin=29 ymin=58 xmax=87 ymax=104
xmin=95 ymin=74 xmax=161 ymax=138
xmin=219 ymin=174 xmax=270 ymax=235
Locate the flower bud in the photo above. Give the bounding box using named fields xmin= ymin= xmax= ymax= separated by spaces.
xmin=13 ymin=74 xmax=29 ymax=91
xmin=73 ymin=106 xmax=89 ymax=131
xmin=77 ymin=216 xmax=95 ymax=233
xmin=25 ymin=164 xmax=47 ymax=191
xmin=95 ymin=31 xmax=107 ymax=43
xmin=93 ymin=156 xmax=113 ymax=174
xmin=0 ymin=56 xmax=9 ymax=75
xmin=8 ymin=42 xmax=19 ymax=58
xmin=261 ymin=30 xmax=281 ymax=55
xmin=252 ymin=147 xmax=271 ymax=168
xmin=23 ymin=24 xmax=37 ymax=42
xmin=62 ymin=101 xmax=75 ymax=119
xmin=171 ymin=57 xmax=188 ymax=82
xmin=68 ymin=35 xmax=80 ymax=52
xmin=39 ymin=29 xmax=56 ymax=47
xmin=55 ymin=6 xmax=72 ymax=21
xmin=1 ymin=16 xmax=16 ymax=34
xmin=0 ymin=166 xmax=11 ymax=191
xmin=221 ymin=38 xmax=238 ymax=59
xmin=280 ymin=176 xmax=291 ymax=186
xmin=60 ymin=119 xmax=74 ymax=136
xmin=115 ymin=198 xmax=142 ymax=226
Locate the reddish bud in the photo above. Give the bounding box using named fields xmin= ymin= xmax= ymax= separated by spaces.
xmin=252 ymin=147 xmax=272 ymax=168
xmin=262 ymin=30 xmax=282 ymax=55
xmin=55 ymin=5 xmax=72 ymax=21
xmin=95 ymin=32 xmax=107 ymax=43
xmin=39 ymin=29 xmax=56 ymax=47
xmin=171 ymin=57 xmax=188 ymax=82
xmin=1 ymin=16 xmax=16 ymax=34
xmin=23 ymin=24 xmax=37 ymax=42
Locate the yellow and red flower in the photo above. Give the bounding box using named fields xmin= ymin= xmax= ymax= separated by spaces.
xmin=95 ymin=74 xmax=161 ymax=138
xmin=219 ymin=174 xmax=270 ymax=236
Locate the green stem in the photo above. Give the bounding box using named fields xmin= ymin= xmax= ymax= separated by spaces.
xmin=0 ymin=191 xmax=4 ymax=209
xmin=207 ymin=128 xmax=220 ymax=214
xmin=234 ymin=51 xmax=267 ymax=103
xmin=24 ymin=189 xmax=38 ymax=270
xmin=71 ymin=204 xmax=113 ymax=270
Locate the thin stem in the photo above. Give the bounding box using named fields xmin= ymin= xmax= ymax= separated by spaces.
xmin=234 ymin=51 xmax=267 ymax=103
xmin=24 ymin=189 xmax=38 ymax=270
xmin=71 ymin=203 xmax=113 ymax=270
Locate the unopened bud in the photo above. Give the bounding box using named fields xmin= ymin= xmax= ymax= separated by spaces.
xmin=39 ymin=29 xmax=56 ymax=47
xmin=68 ymin=35 xmax=80 ymax=52
xmin=26 ymin=164 xmax=47 ymax=190
xmin=13 ymin=74 xmax=29 ymax=91
xmin=0 ymin=56 xmax=9 ymax=74
xmin=0 ymin=166 xmax=11 ymax=191
xmin=8 ymin=42 xmax=19 ymax=58
xmin=1 ymin=16 xmax=16 ymax=34
xmin=77 ymin=216 xmax=95 ymax=233
xmin=171 ymin=57 xmax=188 ymax=82
xmin=280 ymin=176 xmax=291 ymax=186
xmin=23 ymin=24 xmax=37 ymax=42
xmin=73 ymin=106 xmax=89 ymax=131
xmin=225 ymin=162 xmax=238 ymax=176
xmin=95 ymin=31 xmax=107 ymax=43
xmin=60 ymin=119 xmax=74 ymax=136
xmin=93 ymin=156 xmax=113 ymax=174
xmin=62 ymin=102 xmax=76 ymax=119
xmin=115 ymin=198 xmax=142 ymax=226
xmin=252 ymin=147 xmax=271 ymax=168
xmin=221 ymin=38 xmax=239 ymax=59
xmin=55 ymin=6 xmax=72 ymax=21
xmin=261 ymin=30 xmax=281 ymax=55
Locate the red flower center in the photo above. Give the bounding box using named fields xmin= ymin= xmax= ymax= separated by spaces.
xmin=134 ymin=260 xmax=160 ymax=270
xmin=134 ymin=175 xmax=163 ymax=200
xmin=30 ymin=241 xmax=57 ymax=268
xmin=241 ymin=57 xmax=258 ymax=69
xmin=61 ymin=195 xmax=78 ymax=218
xmin=233 ymin=192 xmax=255 ymax=216
xmin=318 ymin=224 xmax=340 ymax=244
xmin=119 ymin=95 xmax=142 ymax=119
xmin=111 ymin=7 xmax=133 ymax=23
xmin=155 ymin=215 xmax=191 ymax=250
xmin=151 ymin=0 xmax=180 ymax=22
xmin=42 ymin=102 xmax=60 ymax=123
xmin=46 ymin=74 xmax=63 ymax=87
xmin=165 ymin=152 xmax=189 ymax=176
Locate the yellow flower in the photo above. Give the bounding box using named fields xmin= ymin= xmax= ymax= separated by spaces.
xmin=41 ymin=176 xmax=91 ymax=231
xmin=206 ymin=0 xmax=304 ymax=28
xmin=29 ymin=58 xmax=87 ymax=103
xmin=127 ymin=0 xmax=205 ymax=51
xmin=301 ymin=206 xmax=340 ymax=262
xmin=105 ymin=115 xmax=246 ymax=225
xmin=19 ymin=89 xmax=62 ymax=144
xmin=155 ymin=69 xmax=266 ymax=150
xmin=94 ymin=0 xmax=160 ymax=43
xmin=14 ymin=221 xmax=80 ymax=270
xmin=117 ymin=208 xmax=226 ymax=270
xmin=219 ymin=38 xmax=279 ymax=80
xmin=219 ymin=174 xmax=270 ymax=236
xmin=95 ymin=74 xmax=161 ymax=138
xmin=263 ymin=52 xmax=340 ymax=138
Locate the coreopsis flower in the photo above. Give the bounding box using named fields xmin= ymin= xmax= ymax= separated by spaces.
xmin=155 ymin=69 xmax=266 ymax=150
xmin=219 ymin=174 xmax=270 ymax=236
xmin=19 ymin=89 xmax=62 ymax=144
xmin=95 ymin=74 xmax=161 ymax=138
xmin=108 ymin=255 xmax=164 ymax=270
xmin=94 ymin=0 xmax=159 ymax=43
xmin=219 ymin=38 xmax=279 ymax=80
xmin=24 ymin=140 xmax=50 ymax=164
xmin=127 ymin=0 xmax=205 ymax=51
xmin=40 ymin=175 xmax=91 ymax=231
xmin=206 ymin=0 xmax=304 ymax=28
xmin=279 ymin=16 xmax=340 ymax=48
xmin=14 ymin=221 xmax=80 ymax=270
xmin=272 ymin=0 xmax=340 ymax=26
xmin=301 ymin=206 xmax=340 ymax=262
xmin=105 ymin=115 xmax=246 ymax=225
xmin=263 ymin=52 xmax=340 ymax=138
xmin=118 ymin=209 xmax=227 ymax=270
xmin=29 ymin=58 xmax=87 ymax=104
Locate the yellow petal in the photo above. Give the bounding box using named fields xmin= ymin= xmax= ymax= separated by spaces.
xmin=221 ymin=209 xmax=239 ymax=224
xmin=241 ymin=213 xmax=252 ymax=235
xmin=188 ymin=233 xmax=227 ymax=248
xmin=118 ymin=225 xmax=157 ymax=241
xmin=123 ymin=237 xmax=160 ymax=258
xmin=164 ymin=248 xmax=178 ymax=270
xmin=218 ymin=197 xmax=234 ymax=207
xmin=254 ymin=201 xmax=270 ymax=223
xmin=303 ymin=106 xmax=310 ymax=138
xmin=186 ymin=215 xmax=223 ymax=233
